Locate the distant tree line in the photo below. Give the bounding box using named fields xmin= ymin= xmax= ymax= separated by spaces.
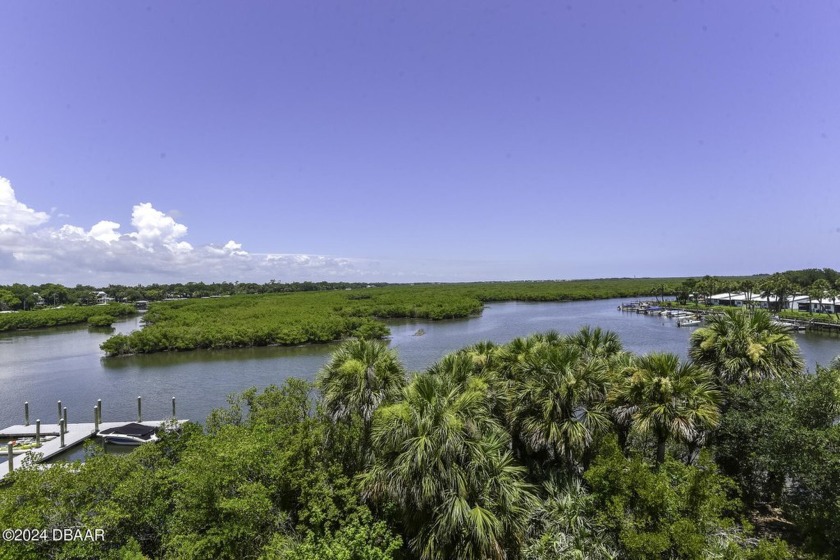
xmin=0 ymin=281 xmax=390 ymax=312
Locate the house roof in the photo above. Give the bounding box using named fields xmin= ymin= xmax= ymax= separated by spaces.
xmin=710 ymin=292 xmax=811 ymax=303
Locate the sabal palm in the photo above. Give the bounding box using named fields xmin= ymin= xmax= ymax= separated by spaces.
xmin=568 ymin=326 xmax=623 ymax=361
xmin=512 ymin=343 xmax=612 ymax=470
xmin=604 ymin=351 xmax=640 ymax=454
xmin=429 ymin=350 xmax=509 ymax=423
xmin=496 ymin=331 xmax=563 ymax=382
xmin=689 ymin=308 xmax=804 ymax=385
xmin=627 ymin=352 xmax=720 ymax=464
xmin=362 ymin=373 xmax=536 ymax=560
xmin=459 ymin=340 xmax=501 ymax=374
xmin=317 ymin=338 xmax=406 ymax=453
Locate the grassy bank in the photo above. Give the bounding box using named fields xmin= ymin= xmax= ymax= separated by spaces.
xmin=0 ymin=303 xmax=136 ymax=332
xmin=100 ymin=279 xmax=687 ymax=356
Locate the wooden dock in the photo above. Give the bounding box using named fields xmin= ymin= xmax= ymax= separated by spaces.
xmin=0 ymin=420 xmax=185 ymax=481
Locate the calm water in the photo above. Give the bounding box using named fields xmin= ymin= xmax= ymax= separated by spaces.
xmin=2 ymin=299 xmax=839 ymax=443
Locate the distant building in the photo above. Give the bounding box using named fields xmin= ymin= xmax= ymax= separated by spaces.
xmin=93 ymin=291 xmax=114 ymax=305
xmin=708 ymin=292 xmax=831 ymax=311
xmin=796 ymin=297 xmax=840 ymax=314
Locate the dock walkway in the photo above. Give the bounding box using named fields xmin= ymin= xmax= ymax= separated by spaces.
xmin=0 ymin=420 xmax=185 ymax=481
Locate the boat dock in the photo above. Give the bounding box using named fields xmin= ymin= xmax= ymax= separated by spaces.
xmin=618 ymin=301 xmax=840 ymax=334
xmin=1 ymin=396 xmax=187 ymax=482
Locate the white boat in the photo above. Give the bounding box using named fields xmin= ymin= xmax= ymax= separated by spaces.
xmin=96 ymin=423 xmax=159 ymax=446
xmin=677 ymin=317 xmax=701 ymax=327
xmin=669 ymin=310 xmax=694 ymax=318
xmin=772 ymin=320 xmax=805 ymax=332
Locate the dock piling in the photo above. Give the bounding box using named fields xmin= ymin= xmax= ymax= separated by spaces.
xmin=94 ymin=406 xmax=99 ymax=431
xmin=57 ymin=400 xmax=62 ymax=424
xmin=24 ymin=402 xmax=29 ymax=426
xmin=97 ymin=399 xmax=102 ymax=423
xmin=1 ymin=415 xmax=186 ymax=481
xmin=137 ymin=396 xmax=142 ymax=423
xmin=62 ymin=408 xmax=68 ymax=434
xmin=6 ymin=444 xmax=12 ymax=472
xmin=172 ymin=396 xmax=176 ymax=418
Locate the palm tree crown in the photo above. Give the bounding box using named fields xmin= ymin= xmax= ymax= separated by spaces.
xmin=362 ymin=373 xmax=536 ymax=560
xmin=627 ymin=352 xmax=720 ymax=464
xmin=512 ymin=343 xmax=612 ymax=470
xmin=689 ymin=308 xmax=804 ymax=385
xmin=568 ymin=326 xmax=624 ymax=361
xmin=317 ymin=338 xmax=406 ymax=455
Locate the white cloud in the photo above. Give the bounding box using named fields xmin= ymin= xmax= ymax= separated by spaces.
xmin=128 ymin=202 xmax=192 ymax=252
xmin=0 ymin=176 xmax=50 ymax=233
xmin=0 ymin=176 xmax=381 ymax=285
xmin=89 ymin=221 xmax=122 ymax=244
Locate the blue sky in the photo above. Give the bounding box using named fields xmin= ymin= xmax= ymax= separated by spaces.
xmin=1 ymin=2 xmax=839 ymax=285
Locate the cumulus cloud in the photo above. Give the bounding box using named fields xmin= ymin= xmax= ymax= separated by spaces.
xmin=128 ymin=202 xmax=192 ymax=252
xmin=0 ymin=177 xmax=50 ymax=233
xmin=0 ymin=176 xmax=379 ymax=285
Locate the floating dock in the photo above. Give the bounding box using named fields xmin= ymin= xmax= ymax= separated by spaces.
xmin=0 ymin=420 xmax=186 ymax=481
xmin=0 ymin=396 xmax=186 ymax=481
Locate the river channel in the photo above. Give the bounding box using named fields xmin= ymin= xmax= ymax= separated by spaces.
xmin=2 ymin=299 xmax=839 ymax=451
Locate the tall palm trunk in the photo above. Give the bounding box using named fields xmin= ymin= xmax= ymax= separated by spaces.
xmin=617 ymin=424 xmax=630 ymax=457
xmin=656 ymin=434 xmax=667 ymax=466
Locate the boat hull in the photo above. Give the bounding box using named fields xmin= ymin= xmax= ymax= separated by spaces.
xmin=99 ymin=434 xmax=159 ymax=446
xmin=96 ymin=422 xmax=160 ymax=446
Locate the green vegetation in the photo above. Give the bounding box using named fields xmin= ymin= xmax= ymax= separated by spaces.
xmin=99 ymin=279 xmax=698 ymax=356
xmin=690 ymin=308 xmax=805 ymax=385
xmin=778 ymin=309 xmax=840 ymax=324
xmin=3 ymin=309 xmax=836 ymax=559
xmin=87 ymin=314 xmax=116 ymax=327
xmin=6 ymin=268 xmax=836 ymax=342
xmin=0 ymin=303 xmax=135 ymax=332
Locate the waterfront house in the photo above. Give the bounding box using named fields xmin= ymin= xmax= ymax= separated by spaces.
xmin=709 ymin=292 xmax=819 ymax=311
xmin=94 ymin=291 xmax=114 ymax=305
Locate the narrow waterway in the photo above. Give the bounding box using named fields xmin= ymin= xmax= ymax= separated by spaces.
xmin=2 ymin=299 xmax=838 ymax=448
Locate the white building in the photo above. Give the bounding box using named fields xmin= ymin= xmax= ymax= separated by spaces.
xmin=708 ymin=292 xmax=812 ymax=311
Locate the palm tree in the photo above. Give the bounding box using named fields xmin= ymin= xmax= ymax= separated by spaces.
xmin=689 ymin=308 xmax=804 ymax=385
xmin=604 ymin=351 xmax=640 ymax=455
xmin=428 ymin=350 xmax=509 ymax=424
xmin=317 ymin=338 xmax=406 ymax=457
xmin=739 ymin=279 xmax=756 ymax=310
xmin=458 ymin=340 xmax=500 ymax=374
xmin=759 ymin=278 xmax=774 ymax=312
xmin=362 ymin=373 xmax=537 ymax=560
xmin=808 ymin=278 xmax=831 ymax=315
xmin=495 ymin=332 xmax=559 ymax=382
xmin=761 ymin=273 xmax=797 ymax=313
xmin=696 ymin=275 xmax=720 ymax=307
xmin=568 ymin=326 xmax=623 ymax=361
xmin=626 ymin=352 xmax=720 ymax=465
xmin=832 ymin=281 xmax=840 ymax=320
xmin=722 ymin=279 xmax=740 ymax=308
xmin=512 ymin=343 xmax=611 ymax=471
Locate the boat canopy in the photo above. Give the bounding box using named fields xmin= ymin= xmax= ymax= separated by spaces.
xmin=97 ymin=423 xmax=158 ymax=439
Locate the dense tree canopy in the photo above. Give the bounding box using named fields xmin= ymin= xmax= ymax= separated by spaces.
xmin=2 ymin=321 xmax=837 ymax=559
